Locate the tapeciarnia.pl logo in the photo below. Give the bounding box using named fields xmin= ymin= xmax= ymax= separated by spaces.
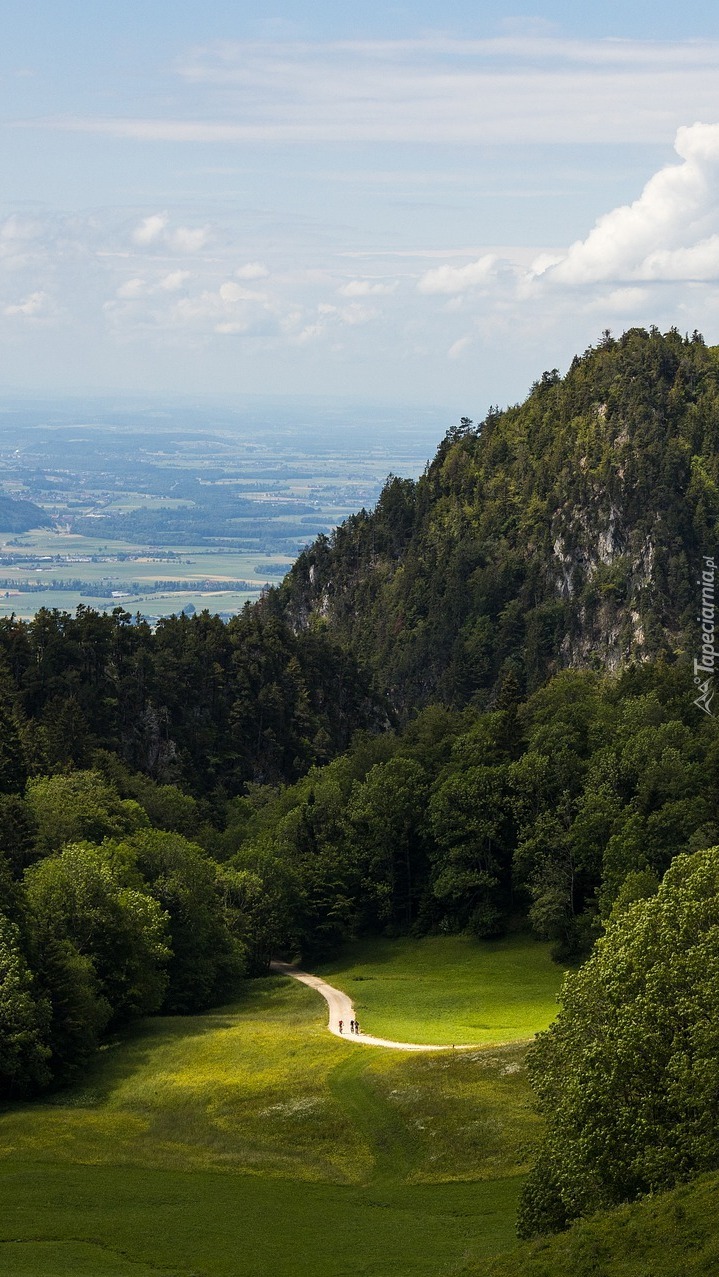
xmin=694 ymin=555 xmax=716 ymax=716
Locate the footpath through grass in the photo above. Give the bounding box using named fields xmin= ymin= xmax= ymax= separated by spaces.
xmin=316 ymin=933 xmax=565 ymax=1046
xmin=0 ymin=936 xmax=563 ymax=1275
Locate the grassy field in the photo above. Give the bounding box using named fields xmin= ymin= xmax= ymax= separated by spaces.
xmin=465 ymin=1171 xmax=719 ymax=1277
xmin=0 ymin=937 xmax=562 ymax=1275
xmin=0 ymin=977 xmax=542 ymax=1184
xmin=0 ymin=1163 xmax=522 ymax=1277
xmin=317 ymin=934 xmax=565 ymax=1046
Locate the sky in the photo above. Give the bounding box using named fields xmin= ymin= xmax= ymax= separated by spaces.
xmin=3 ymin=1 xmax=719 ymax=418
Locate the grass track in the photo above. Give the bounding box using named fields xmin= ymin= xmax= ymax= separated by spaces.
xmin=328 ymin=1051 xmax=425 ymax=1184
xmin=316 ymin=934 xmax=565 ymax=1046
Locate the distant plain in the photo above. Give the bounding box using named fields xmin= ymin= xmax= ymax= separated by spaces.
xmin=0 ymin=399 xmax=444 ymax=621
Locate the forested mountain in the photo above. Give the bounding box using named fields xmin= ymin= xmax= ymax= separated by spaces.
xmin=281 ymin=327 xmax=718 ymax=710
xmin=0 ymin=493 xmax=52 ymax=533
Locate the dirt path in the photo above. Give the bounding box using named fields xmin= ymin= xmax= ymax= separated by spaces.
xmin=270 ymin=961 xmax=476 ymax=1051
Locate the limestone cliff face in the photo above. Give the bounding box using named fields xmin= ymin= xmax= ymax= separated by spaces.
xmin=281 ymin=328 xmax=719 ymax=711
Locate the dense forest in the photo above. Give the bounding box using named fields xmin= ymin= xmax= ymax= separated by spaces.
xmin=1 ymin=327 xmax=719 ymax=1250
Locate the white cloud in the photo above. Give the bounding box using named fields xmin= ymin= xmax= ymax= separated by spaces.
xmin=132 ymin=214 xmax=168 ymax=246
xmin=160 ymin=270 xmax=191 ymax=291
xmin=587 ymin=287 xmax=651 ymax=313
xmin=31 ymin=37 xmax=719 ymax=147
xmin=0 ymin=216 xmax=49 ymax=271
xmin=236 ymin=261 xmax=269 ymax=280
xmin=0 ymin=215 xmax=43 ymax=245
xmin=218 ymin=281 xmax=265 ymax=303
xmin=215 ymin=320 xmax=249 ymax=335
xmin=448 ymin=335 xmax=472 ymax=359
xmin=339 ymin=279 xmax=397 ymax=297
xmin=167 ymin=226 xmax=209 ymax=253
xmin=116 ymin=277 xmax=146 ymax=299
xmin=418 ymin=255 xmax=497 ymax=295
xmin=308 ymin=300 xmax=378 ymax=328
xmin=131 ymin=215 xmax=208 ymax=255
xmin=339 ymin=303 xmax=378 ymax=325
xmin=4 ymin=290 xmax=48 ymax=317
xmin=535 ymin=122 xmax=719 ymax=285
xmin=294 ymin=322 xmax=324 ymax=344
xmin=640 ymin=237 xmax=719 ymax=280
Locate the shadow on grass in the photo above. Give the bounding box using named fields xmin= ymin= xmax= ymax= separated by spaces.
xmin=1 ymin=975 xmax=291 ymax=1116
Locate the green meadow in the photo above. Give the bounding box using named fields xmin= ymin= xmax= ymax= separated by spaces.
xmin=317 ymin=934 xmax=565 ymax=1046
xmin=0 ymin=1165 xmax=522 ymax=1277
xmin=0 ymin=938 xmax=564 ymax=1276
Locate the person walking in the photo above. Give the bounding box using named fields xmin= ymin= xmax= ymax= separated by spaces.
xmin=355 ymin=1021 xmax=360 ymax=1035
xmin=350 ymin=1019 xmax=355 ymax=1033
xmin=338 ymin=1019 xmax=343 ymax=1034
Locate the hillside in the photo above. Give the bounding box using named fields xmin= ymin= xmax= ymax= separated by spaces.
xmin=280 ymin=327 xmax=718 ymax=710
xmin=0 ymin=491 xmax=53 ymax=533
xmin=468 ymin=1170 xmax=719 ymax=1277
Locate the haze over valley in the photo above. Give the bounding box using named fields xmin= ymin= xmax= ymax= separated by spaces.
xmin=0 ymin=398 xmax=442 ymax=620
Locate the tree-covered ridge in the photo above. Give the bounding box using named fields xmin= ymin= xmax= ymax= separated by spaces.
xmin=282 ymin=328 xmax=719 ymax=709
xmin=0 ymin=602 xmax=383 ymax=795
xmin=211 ymin=659 xmax=717 ymax=966
xmin=0 ymin=492 xmax=52 ymax=532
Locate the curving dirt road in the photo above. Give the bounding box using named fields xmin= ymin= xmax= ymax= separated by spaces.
xmin=270 ymin=961 xmax=476 ymax=1051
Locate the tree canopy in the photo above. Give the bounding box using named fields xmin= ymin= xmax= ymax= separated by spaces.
xmin=518 ymin=845 xmax=719 ymax=1237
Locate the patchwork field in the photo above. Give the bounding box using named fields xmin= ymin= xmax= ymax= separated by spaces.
xmin=0 ymin=529 xmax=294 ymax=619
xmin=0 ymin=937 xmax=564 ymax=1276
xmin=0 ymin=403 xmax=442 ymax=621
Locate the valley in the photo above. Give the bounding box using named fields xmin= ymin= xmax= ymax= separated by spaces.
xmin=0 ymin=400 xmax=442 ymax=620
xmin=4 ymin=0 xmax=718 ymax=1264
xmin=0 ymin=936 xmax=560 ymax=1275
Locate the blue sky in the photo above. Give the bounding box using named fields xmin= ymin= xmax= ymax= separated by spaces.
xmin=3 ymin=1 xmax=719 ymax=416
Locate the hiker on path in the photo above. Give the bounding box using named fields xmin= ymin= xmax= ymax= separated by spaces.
xmin=270 ymin=962 xmax=466 ymax=1051
xmin=350 ymin=1019 xmax=355 ymax=1033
